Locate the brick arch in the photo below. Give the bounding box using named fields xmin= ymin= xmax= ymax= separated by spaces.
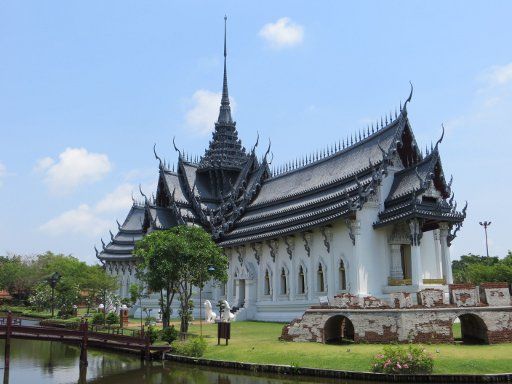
xmin=453 ymin=312 xmax=489 ymax=344
xmin=322 ymin=314 xmax=355 ymax=344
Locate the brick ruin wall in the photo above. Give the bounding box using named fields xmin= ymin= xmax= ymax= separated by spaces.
xmin=280 ymin=284 xmax=512 ymax=344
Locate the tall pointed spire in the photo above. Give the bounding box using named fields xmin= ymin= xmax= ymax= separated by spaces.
xmin=199 ymin=16 xmax=248 ymax=173
xmin=218 ymin=15 xmax=233 ymax=124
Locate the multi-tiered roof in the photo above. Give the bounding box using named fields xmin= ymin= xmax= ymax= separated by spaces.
xmin=97 ymin=21 xmax=466 ymax=263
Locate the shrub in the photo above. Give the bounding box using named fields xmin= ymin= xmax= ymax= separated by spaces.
xmin=161 ymin=326 xmax=178 ymax=344
xmin=92 ymin=312 xmax=105 ymax=325
xmin=105 ymin=312 xmax=119 ymax=325
xmin=371 ymin=344 xmax=434 ymax=374
xmin=145 ymin=325 xmax=159 ymax=344
xmin=171 ymin=336 xmax=207 ymax=357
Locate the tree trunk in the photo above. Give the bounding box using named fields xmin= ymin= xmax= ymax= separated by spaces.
xmin=179 ymin=283 xmax=193 ymax=334
xmin=159 ymin=290 xmax=168 ymax=328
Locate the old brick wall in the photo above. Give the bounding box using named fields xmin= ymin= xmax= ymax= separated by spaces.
xmin=280 ymin=307 xmax=512 ymax=344
xmin=449 ymin=284 xmax=480 ymax=307
xmin=480 ymin=283 xmax=511 ymax=307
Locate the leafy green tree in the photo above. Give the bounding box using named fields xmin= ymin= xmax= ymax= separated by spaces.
xmin=452 ymin=252 xmax=512 ymax=285
xmin=134 ymin=231 xmax=181 ymax=327
xmin=0 ymin=255 xmax=39 ymax=302
xmin=134 ymin=226 xmax=227 ymax=333
xmin=28 ymin=283 xmax=52 ymax=311
xmin=173 ymin=226 xmax=227 ymax=334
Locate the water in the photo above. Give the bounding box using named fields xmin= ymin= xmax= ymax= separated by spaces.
xmin=0 ymin=339 xmax=361 ymax=384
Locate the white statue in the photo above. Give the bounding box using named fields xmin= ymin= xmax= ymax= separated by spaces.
xmin=204 ymin=300 xmax=217 ymax=323
xmin=220 ymin=300 xmax=236 ymax=322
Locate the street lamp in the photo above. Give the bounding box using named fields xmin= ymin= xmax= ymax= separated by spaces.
xmin=48 ymin=272 xmax=61 ymax=318
xmin=479 ymin=221 xmax=492 ymax=257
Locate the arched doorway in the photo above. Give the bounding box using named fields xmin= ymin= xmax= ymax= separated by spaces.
xmin=323 ymin=315 xmax=355 ymax=344
xmin=454 ymin=314 xmax=489 ymax=344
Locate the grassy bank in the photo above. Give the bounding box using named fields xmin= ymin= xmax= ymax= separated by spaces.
xmin=161 ymin=321 xmax=512 ymax=374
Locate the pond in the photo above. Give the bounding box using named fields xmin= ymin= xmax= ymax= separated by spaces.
xmin=0 ymin=338 xmax=364 ymax=384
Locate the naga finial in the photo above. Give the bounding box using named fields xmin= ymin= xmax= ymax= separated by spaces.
xmin=172 ymin=136 xmax=182 ymax=159
xmin=402 ymin=81 xmax=413 ymax=112
xmin=251 ymin=131 xmax=260 ymax=153
xmin=153 ymin=143 xmax=164 ymax=169
xmin=434 ymin=124 xmax=445 ymax=149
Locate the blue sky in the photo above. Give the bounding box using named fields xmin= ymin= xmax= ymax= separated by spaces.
xmin=0 ymin=1 xmax=511 ymax=265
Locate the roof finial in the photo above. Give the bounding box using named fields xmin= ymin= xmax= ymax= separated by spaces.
xmin=217 ymin=15 xmax=233 ymax=124
xmin=402 ymin=81 xmax=413 ymax=113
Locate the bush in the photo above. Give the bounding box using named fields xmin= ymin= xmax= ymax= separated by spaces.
xmin=105 ymin=312 xmax=119 ymax=325
xmin=171 ymin=336 xmax=207 ymax=357
xmin=92 ymin=312 xmax=105 ymax=325
xmin=371 ymin=344 xmax=434 ymax=374
xmin=145 ymin=325 xmax=159 ymax=344
xmin=161 ymin=326 xmax=178 ymax=344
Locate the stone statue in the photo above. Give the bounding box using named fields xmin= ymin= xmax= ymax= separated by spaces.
xmin=204 ymin=300 xmax=217 ymax=323
xmin=220 ymin=300 xmax=236 ymax=322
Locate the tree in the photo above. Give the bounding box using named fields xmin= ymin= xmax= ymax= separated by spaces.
xmin=82 ymin=265 xmax=119 ymax=314
xmin=0 ymin=255 xmax=39 ymax=302
xmin=168 ymin=226 xmax=227 ymax=334
xmin=134 ymin=230 xmax=182 ymax=327
xmin=134 ymin=225 xmax=227 ymax=333
xmin=452 ymin=252 xmax=512 ymax=285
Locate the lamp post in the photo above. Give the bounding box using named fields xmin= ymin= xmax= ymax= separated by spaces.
xmin=48 ymin=272 xmax=61 ymax=318
xmin=479 ymin=221 xmax=492 ymax=257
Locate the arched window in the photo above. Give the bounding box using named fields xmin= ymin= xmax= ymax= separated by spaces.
xmin=298 ymin=265 xmax=306 ymax=294
xmin=280 ymin=268 xmax=287 ymax=295
xmin=339 ymin=260 xmax=347 ymax=290
xmin=264 ymin=269 xmax=271 ymax=295
xmin=317 ymin=263 xmax=325 ymax=292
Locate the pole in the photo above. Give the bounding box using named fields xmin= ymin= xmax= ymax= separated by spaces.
xmin=4 ymin=311 xmax=12 ymax=370
xmin=484 ymin=226 xmax=489 ymax=257
xmin=79 ymin=318 xmax=88 ymax=366
xmin=51 ymin=285 xmax=55 ymax=318
xmin=199 ymin=287 xmax=203 ymax=337
xmin=479 ymin=221 xmax=492 ymax=257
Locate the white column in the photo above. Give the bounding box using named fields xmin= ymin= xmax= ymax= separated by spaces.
xmin=409 ymin=219 xmax=423 ymax=287
xmin=433 ymin=230 xmax=443 ymax=278
xmin=439 ymin=223 xmax=453 ymax=284
xmin=390 ymin=244 xmax=404 ymax=280
xmin=410 ymin=244 xmax=423 ymax=287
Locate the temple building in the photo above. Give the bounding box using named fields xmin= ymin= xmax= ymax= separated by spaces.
xmin=96 ymin=19 xmax=467 ymax=322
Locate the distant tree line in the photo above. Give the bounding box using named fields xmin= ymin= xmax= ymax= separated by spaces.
xmin=0 ymin=251 xmax=118 ymax=316
xmin=452 ymin=251 xmax=512 ymax=285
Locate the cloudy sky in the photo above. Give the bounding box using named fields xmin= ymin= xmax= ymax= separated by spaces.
xmin=0 ymin=1 xmax=511 ymax=265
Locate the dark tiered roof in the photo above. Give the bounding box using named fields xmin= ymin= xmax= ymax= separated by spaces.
xmin=96 ymin=22 xmax=467 ymax=264
xmin=96 ymin=205 xmax=145 ymax=262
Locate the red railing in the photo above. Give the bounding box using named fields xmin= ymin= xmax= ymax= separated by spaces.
xmin=0 ymin=312 xmax=169 ymax=359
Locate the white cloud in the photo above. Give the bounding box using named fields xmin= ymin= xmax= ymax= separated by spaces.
xmin=483 ymin=62 xmax=512 ymax=86
xmin=185 ymin=90 xmax=236 ymax=136
xmin=39 ymin=180 xmax=156 ymax=239
xmin=33 ymin=157 xmax=55 ymax=173
xmin=36 ymin=148 xmax=112 ymax=195
xmin=95 ymin=183 xmax=134 ymax=214
xmin=39 ymin=204 xmax=111 ymax=237
xmin=259 ymin=17 xmax=304 ymax=49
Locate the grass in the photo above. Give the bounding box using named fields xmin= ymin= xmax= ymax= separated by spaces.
xmin=0 ymin=305 xmax=53 ymax=319
xmin=157 ymin=320 xmax=512 ymax=375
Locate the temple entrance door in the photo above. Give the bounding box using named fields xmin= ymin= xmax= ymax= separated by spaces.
xmin=238 ymin=279 xmax=246 ymax=308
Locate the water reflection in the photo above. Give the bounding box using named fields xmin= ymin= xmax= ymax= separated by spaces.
xmin=0 ymin=339 xmax=359 ymax=384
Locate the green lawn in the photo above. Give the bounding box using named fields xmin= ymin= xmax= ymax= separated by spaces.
xmin=169 ymin=321 xmax=512 ymax=375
